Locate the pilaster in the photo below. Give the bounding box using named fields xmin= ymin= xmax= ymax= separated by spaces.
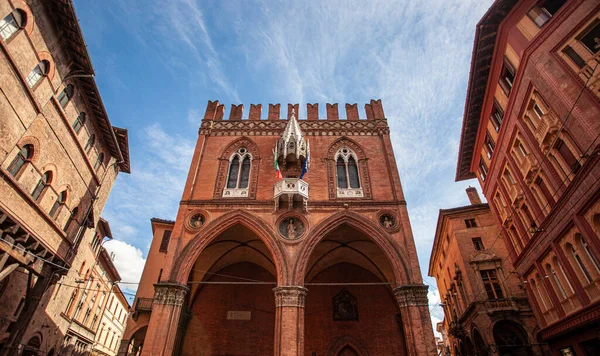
xmin=274 ymin=286 xmax=308 ymax=356
xmin=393 ymin=285 xmax=437 ymax=356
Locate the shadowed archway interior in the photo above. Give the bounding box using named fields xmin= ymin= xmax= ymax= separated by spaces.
xmin=180 ymin=224 xmax=276 ymax=356
xmin=305 ymin=224 xmax=406 ymax=356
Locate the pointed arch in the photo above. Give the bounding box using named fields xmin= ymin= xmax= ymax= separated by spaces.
xmin=213 ymin=137 xmax=261 ymax=199
xmin=171 ymin=210 xmax=288 ymax=285
xmin=294 ymin=211 xmax=411 ymax=285
xmin=326 ymin=335 xmax=370 ymax=356
xmin=326 ymin=137 xmax=372 ymax=199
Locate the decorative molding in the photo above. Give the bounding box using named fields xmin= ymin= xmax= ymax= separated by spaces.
xmin=393 ymin=285 xmax=429 ymax=307
xmin=273 ymin=286 xmax=308 ymax=308
xmin=333 ymin=289 xmax=358 ymax=321
xmin=199 ymin=119 xmax=389 ymax=136
xmin=326 ymin=137 xmax=373 ymax=200
xmin=153 ymin=283 xmax=189 ymax=307
xmin=377 ymin=211 xmax=400 ymax=233
xmin=276 ymin=213 xmax=308 ymax=242
xmin=212 ymin=137 xmax=261 ymax=200
xmin=184 ymin=209 xmax=208 ymax=232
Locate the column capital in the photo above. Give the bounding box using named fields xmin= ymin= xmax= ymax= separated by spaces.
xmin=273 ymin=286 xmax=308 ymax=308
xmin=153 ymin=282 xmax=189 ymax=306
xmin=393 ymin=284 xmax=429 ymax=307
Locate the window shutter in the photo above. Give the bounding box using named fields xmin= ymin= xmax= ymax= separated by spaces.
xmin=159 ymin=230 xmax=172 ymax=252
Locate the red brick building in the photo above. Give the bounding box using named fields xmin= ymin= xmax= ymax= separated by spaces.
xmin=457 ymin=0 xmax=600 ymax=354
xmin=429 ymin=188 xmax=545 ymax=356
xmin=0 ymin=0 xmax=130 ymax=354
xmin=122 ymin=100 xmax=436 ymax=356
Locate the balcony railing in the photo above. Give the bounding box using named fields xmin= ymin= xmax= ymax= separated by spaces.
xmin=135 ymin=297 xmax=153 ymax=312
xmin=274 ymin=178 xmax=309 ymax=211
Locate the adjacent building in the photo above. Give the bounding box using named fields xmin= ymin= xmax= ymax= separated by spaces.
xmin=0 ymin=0 xmax=130 ymax=354
xmin=429 ymin=187 xmax=545 ymax=355
xmin=92 ymin=284 xmax=129 ymax=356
xmin=121 ymin=100 xmax=437 ymax=356
xmin=457 ymin=0 xmax=600 ymax=354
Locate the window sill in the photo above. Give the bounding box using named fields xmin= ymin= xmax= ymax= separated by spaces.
xmin=222 ymin=188 xmax=249 ymax=198
xmin=337 ymin=188 xmax=364 ymax=198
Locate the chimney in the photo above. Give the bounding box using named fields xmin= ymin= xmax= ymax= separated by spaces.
xmin=466 ymin=186 xmax=482 ymax=205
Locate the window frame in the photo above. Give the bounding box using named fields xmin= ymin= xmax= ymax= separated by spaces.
xmin=7 ymin=144 xmax=33 ymax=178
xmin=472 ymin=237 xmax=484 ymax=251
xmin=498 ymin=58 xmax=516 ymax=96
xmin=335 ymin=147 xmax=363 ymax=197
xmin=480 ymin=269 xmax=504 ymax=300
xmin=222 ymin=148 xmax=252 ymax=197
xmin=0 ymin=9 xmax=26 ymax=42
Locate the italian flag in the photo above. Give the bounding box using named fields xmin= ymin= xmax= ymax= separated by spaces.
xmin=273 ymin=148 xmax=283 ymax=179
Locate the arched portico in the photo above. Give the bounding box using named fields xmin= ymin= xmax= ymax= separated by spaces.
xmin=293 ymin=211 xmax=411 ymax=286
xmin=141 ymin=211 xmax=287 ymax=356
xmin=297 ymin=212 xmax=435 ymax=355
xmin=173 ymin=210 xmax=288 ymax=285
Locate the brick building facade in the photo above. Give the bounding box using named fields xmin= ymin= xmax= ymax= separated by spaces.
xmin=122 ymin=100 xmax=436 ymax=356
xmin=429 ymin=188 xmax=545 ymax=356
xmin=0 ymin=0 xmax=130 ymax=354
xmin=457 ymin=0 xmax=600 ymax=354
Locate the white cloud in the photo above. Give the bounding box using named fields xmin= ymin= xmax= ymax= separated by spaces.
xmin=104 ymin=239 xmax=146 ymax=288
xmin=103 ymin=123 xmax=194 ymax=248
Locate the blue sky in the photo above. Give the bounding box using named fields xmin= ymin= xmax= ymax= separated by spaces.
xmin=73 ymin=0 xmax=495 ymax=330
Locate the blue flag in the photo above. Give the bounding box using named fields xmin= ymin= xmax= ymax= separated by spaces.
xmin=300 ymin=150 xmax=309 ymax=179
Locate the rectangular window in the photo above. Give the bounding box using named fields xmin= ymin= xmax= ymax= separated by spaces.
xmin=580 ymin=21 xmax=600 ymax=54
xmin=516 ymin=140 xmax=527 ymax=158
xmin=485 ymin=133 xmax=495 ymax=160
xmin=0 ymin=12 xmax=18 ymax=41
xmin=527 ymin=0 xmax=566 ymax=28
xmin=563 ymin=46 xmax=586 ymax=69
xmin=535 ymin=176 xmax=555 ymax=206
xmin=479 ymin=159 xmax=488 ymax=181
xmin=498 ymin=58 xmax=516 ymax=95
xmin=26 ymin=65 xmax=44 ymax=88
xmin=159 ymin=230 xmax=172 ymax=253
xmin=465 ymin=219 xmax=477 ymax=228
xmin=472 ymin=237 xmax=484 ymax=251
xmin=157 ymin=268 xmax=163 ymax=283
xmin=480 ymin=269 xmax=504 ymax=300
xmin=504 ymin=169 xmax=516 ymax=186
xmin=490 ymin=101 xmax=503 ymax=132
xmin=554 ymin=139 xmax=581 ymax=173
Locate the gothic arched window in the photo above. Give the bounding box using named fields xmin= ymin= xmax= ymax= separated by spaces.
xmin=58 ymin=84 xmax=74 ymax=108
xmin=31 ymin=171 xmax=52 ymax=201
xmin=50 ymin=190 xmax=67 ymax=219
xmin=85 ymin=134 xmax=95 ymax=153
xmin=72 ymin=112 xmax=86 ymax=134
xmin=335 ymin=147 xmax=363 ymax=197
xmin=223 ymin=148 xmax=252 ymax=196
xmin=26 ymin=60 xmax=50 ymax=88
xmin=8 ymin=144 xmax=33 ymax=177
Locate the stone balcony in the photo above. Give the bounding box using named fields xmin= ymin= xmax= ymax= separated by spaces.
xmin=274 ymin=178 xmax=309 ymax=211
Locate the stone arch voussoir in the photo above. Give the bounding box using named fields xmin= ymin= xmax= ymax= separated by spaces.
xmin=294 ymin=210 xmax=411 ymax=286
xmin=171 ymin=210 xmax=288 ymax=285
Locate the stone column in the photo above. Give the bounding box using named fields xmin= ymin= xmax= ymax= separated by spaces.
xmin=393 ymin=284 xmax=437 ymax=356
xmin=273 ymin=286 xmax=308 ymax=356
xmin=141 ymin=282 xmax=189 ymax=356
